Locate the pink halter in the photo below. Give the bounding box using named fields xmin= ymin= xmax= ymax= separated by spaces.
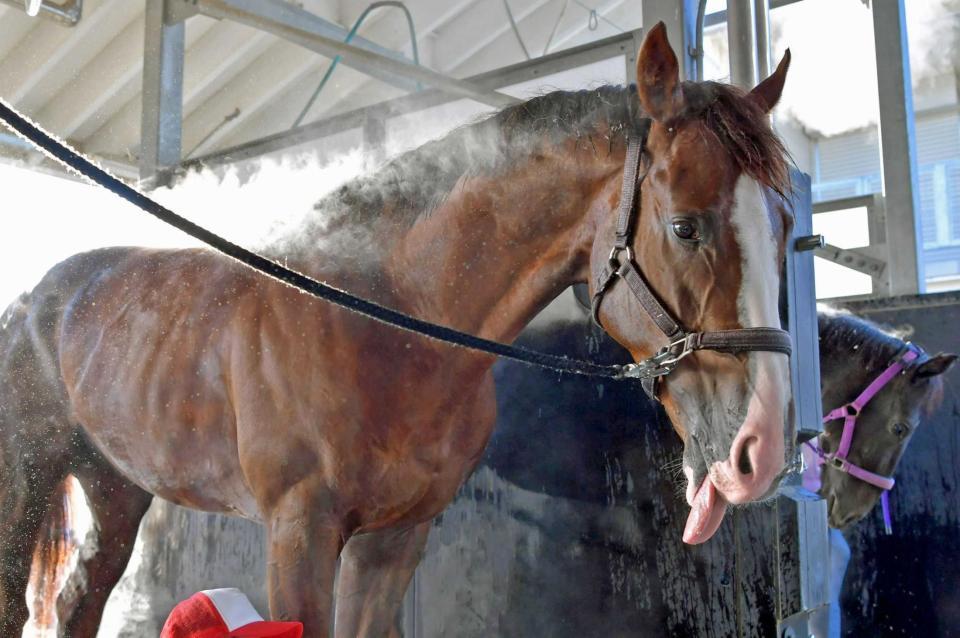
xmin=806 ymin=344 xmax=921 ymax=533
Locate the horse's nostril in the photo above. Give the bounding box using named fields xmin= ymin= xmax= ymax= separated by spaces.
xmin=737 ymin=436 xmax=757 ymax=475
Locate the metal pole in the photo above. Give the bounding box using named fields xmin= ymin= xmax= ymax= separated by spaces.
xmin=754 ymin=0 xmax=771 ymax=80
xmin=362 ymin=113 xmax=386 ymax=166
xmin=0 ymin=0 xmax=82 ymax=25
xmin=785 ymin=171 xmax=823 ymax=442
xmin=726 ymin=0 xmax=757 ymax=89
xmin=873 ymin=0 xmax=924 ymax=295
xmin=624 ymin=29 xmax=641 ymax=85
xmin=775 ymin=169 xmax=830 ymax=637
xmin=140 ymin=0 xmax=184 ymax=183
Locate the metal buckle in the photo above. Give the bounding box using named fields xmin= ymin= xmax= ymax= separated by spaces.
xmin=655 ymin=333 xmax=699 ymax=368
xmin=607 ymin=245 xmax=635 ymax=269
xmin=828 ymin=456 xmax=846 ymax=470
xmin=618 ymin=333 xmax=698 ymax=380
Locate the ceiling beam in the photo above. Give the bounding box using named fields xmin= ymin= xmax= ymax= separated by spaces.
xmin=311 ymin=0 xmax=630 ymax=126
xmin=534 ymin=0 xmax=633 ymax=58
xmin=195 ymin=0 xmax=475 ymax=154
xmin=432 ymin=0 xmax=558 ymax=73
xmin=192 ymin=0 xmax=516 ymax=108
xmin=449 ymin=0 xmax=630 ymax=78
xmin=186 ymin=32 xmax=636 ymax=168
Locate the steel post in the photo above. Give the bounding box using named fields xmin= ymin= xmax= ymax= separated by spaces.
xmin=785 ymin=171 xmax=823 ymax=442
xmin=362 ymin=113 xmax=386 ymax=166
xmin=726 ymin=0 xmax=757 ymax=89
xmin=754 ymin=0 xmax=771 ymax=79
xmin=873 ymin=0 xmax=924 ymax=295
xmin=775 ymin=169 xmax=829 ymax=637
xmin=140 ymin=0 xmax=184 ymax=184
xmin=624 ymin=29 xmax=641 ymax=85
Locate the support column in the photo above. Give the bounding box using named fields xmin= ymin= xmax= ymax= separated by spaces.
xmin=776 ymin=170 xmax=829 ymax=637
xmin=726 ymin=0 xmax=757 ymax=89
xmin=785 ymin=171 xmax=823 ymax=441
xmin=362 ymin=112 xmax=386 ymax=166
xmin=754 ymin=0 xmax=771 ymax=80
xmin=140 ymin=0 xmax=184 ymax=184
xmin=873 ymin=0 xmax=924 ymax=295
xmin=624 ymin=28 xmax=641 ymax=85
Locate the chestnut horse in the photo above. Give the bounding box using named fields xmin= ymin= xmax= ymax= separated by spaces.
xmin=0 ymin=25 xmax=794 ymax=637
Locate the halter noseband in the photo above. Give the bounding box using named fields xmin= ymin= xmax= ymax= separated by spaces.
xmin=807 ymin=343 xmax=921 ymax=533
xmin=590 ymin=131 xmax=793 ymax=399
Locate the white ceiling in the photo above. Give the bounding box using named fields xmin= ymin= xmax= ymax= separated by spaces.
xmin=0 ymin=0 xmax=642 ymax=171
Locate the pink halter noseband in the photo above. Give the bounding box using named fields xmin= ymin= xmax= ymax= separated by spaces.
xmin=806 ymin=344 xmax=921 ymax=533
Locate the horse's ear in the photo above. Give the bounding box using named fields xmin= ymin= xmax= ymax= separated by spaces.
xmin=749 ymin=49 xmax=791 ymax=113
xmin=636 ymin=22 xmax=683 ymax=121
xmin=913 ymin=353 xmax=958 ymax=379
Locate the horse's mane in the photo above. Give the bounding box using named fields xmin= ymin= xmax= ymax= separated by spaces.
xmin=311 ymin=82 xmax=791 ymax=231
xmin=680 ymin=80 xmax=792 ymax=199
xmin=818 ymin=307 xmax=944 ymax=415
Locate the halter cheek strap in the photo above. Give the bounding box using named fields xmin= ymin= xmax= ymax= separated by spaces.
xmin=590 ymin=131 xmax=793 ymax=401
xmin=808 ymin=343 xmax=921 ymax=533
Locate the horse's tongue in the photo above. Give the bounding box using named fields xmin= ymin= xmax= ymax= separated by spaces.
xmin=682 ymin=476 xmax=728 ymax=545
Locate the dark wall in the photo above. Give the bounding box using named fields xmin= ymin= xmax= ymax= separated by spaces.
xmin=838 ymin=292 xmax=960 ymax=638
xmin=413 ymin=295 xmax=960 ymax=638
xmin=411 ymin=319 xmax=781 ymax=638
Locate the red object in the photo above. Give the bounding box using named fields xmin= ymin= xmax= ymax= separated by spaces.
xmin=161 ymin=589 xmax=302 ymax=638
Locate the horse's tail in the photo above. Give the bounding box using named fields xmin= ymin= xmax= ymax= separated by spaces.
xmin=28 ymin=476 xmax=80 ymax=635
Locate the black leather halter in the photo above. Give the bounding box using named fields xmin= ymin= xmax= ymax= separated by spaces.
xmin=591 ymin=133 xmax=793 ymax=399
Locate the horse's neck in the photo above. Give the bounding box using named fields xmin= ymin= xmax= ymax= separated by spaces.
xmin=820 ymin=349 xmax=877 ymax=408
xmin=385 ymin=140 xmax=621 ymax=346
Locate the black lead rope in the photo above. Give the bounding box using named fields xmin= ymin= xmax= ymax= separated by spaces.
xmin=0 ymin=98 xmax=634 ymax=379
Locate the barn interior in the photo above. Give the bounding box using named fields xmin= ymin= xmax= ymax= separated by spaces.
xmin=1 ymin=1 xmax=958 ymax=636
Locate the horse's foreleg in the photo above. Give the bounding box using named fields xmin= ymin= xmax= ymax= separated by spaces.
xmin=56 ymin=468 xmax=153 ymax=638
xmin=264 ymin=490 xmax=342 ymax=637
xmin=333 ymin=520 xmax=431 ymax=638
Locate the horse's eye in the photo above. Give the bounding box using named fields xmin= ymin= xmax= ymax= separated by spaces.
xmin=891 ymin=422 xmax=911 ymax=439
xmin=672 ymin=219 xmax=700 ymax=241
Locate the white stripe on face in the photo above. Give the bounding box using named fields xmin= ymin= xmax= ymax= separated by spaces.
xmin=731 ymin=175 xmax=782 ymax=330
xmin=729 ymin=175 xmax=791 ymax=445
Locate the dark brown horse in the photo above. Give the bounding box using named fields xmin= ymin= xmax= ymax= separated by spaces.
xmin=814 ymin=308 xmax=956 ymax=528
xmin=1 ymin=24 xmax=794 ymax=637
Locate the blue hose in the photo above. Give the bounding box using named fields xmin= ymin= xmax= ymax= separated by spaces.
xmin=292 ymin=1 xmax=420 ymax=129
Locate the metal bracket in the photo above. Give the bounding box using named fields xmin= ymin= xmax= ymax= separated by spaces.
xmin=0 ymin=0 xmax=82 ymax=25
xmin=777 ymin=604 xmax=830 ymax=638
xmin=167 ymin=0 xmax=199 ymax=24
xmin=814 ymin=243 xmax=887 ymax=281
xmin=795 ymin=234 xmax=825 ymax=252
